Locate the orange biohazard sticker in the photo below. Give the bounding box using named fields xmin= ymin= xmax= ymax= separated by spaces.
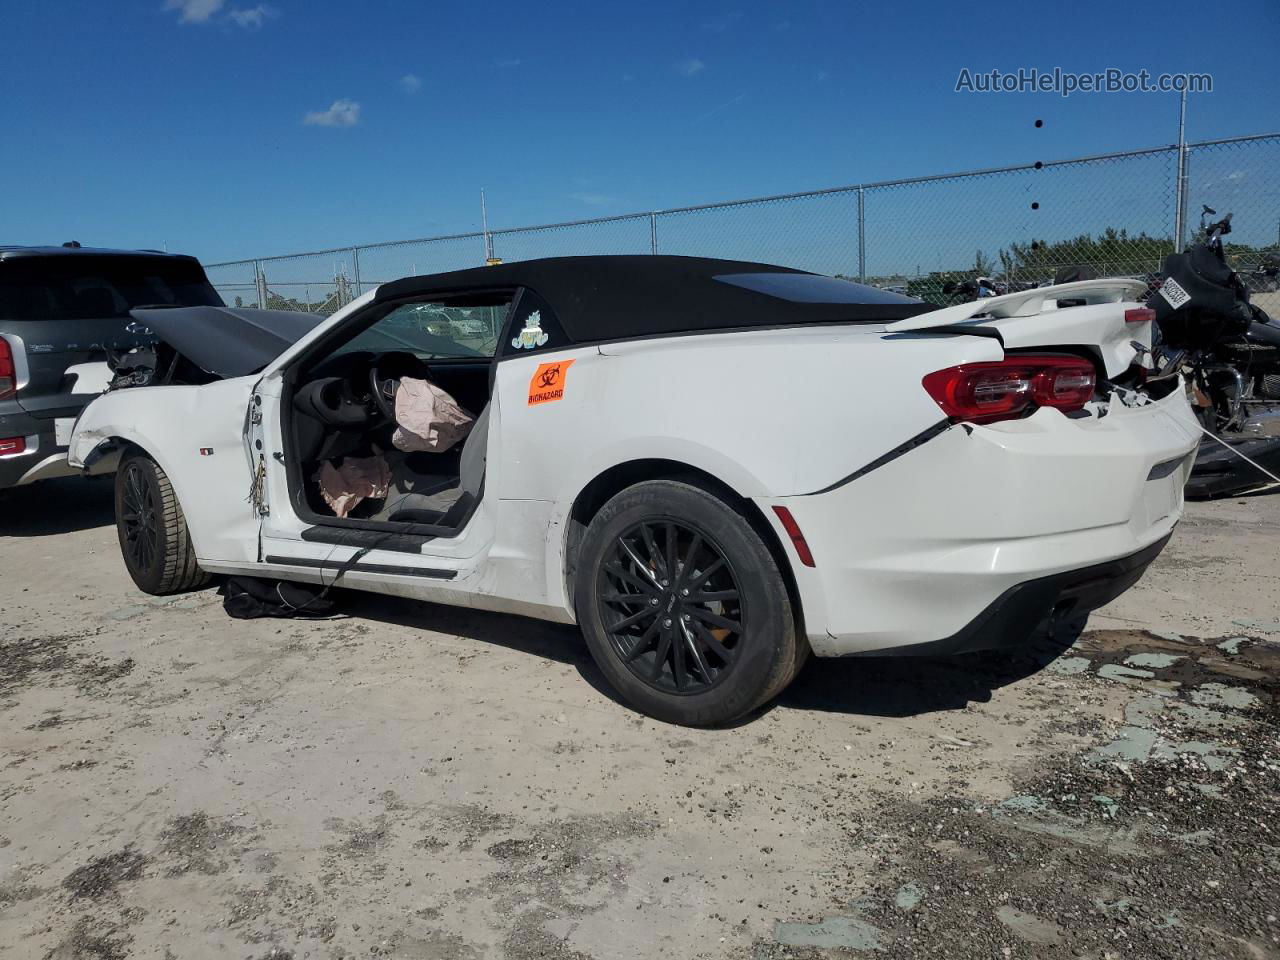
xmin=527 ymin=358 xmax=576 ymax=406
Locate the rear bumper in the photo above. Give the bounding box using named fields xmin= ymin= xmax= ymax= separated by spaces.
xmin=0 ymin=407 xmax=60 ymax=489
xmin=762 ymin=385 xmax=1201 ymax=657
xmin=857 ymin=533 xmax=1170 ymax=657
xmin=0 ymin=402 xmax=96 ymax=489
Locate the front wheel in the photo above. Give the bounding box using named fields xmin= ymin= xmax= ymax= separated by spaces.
xmin=114 ymin=453 xmax=211 ymax=595
xmin=574 ymin=480 xmax=804 ymax=726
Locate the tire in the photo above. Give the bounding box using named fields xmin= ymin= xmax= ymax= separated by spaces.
xmin=114 ymin=452 xmax=211 ymax=595
xmin=574 ymin=479 xmax=803 ymax=726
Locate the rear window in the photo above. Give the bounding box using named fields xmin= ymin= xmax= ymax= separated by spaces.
xmin=0 ymin=256 xmax=223 ymax=321
xmin=715 ymin=272 xmax=922 ymax=305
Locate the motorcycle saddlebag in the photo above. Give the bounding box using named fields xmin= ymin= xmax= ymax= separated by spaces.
xmin=1152 ymin=247 xmax=1253 ymax=348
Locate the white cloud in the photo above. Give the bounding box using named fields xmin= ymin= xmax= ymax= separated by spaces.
xmin=164 ymin=0 xmax=275 ymax=27
xmin=1226 ymin=170 xmax=1247 ymax=181
xmin=164 ymin=0 xmax=224 ymax=23
xmin=495 ymin=58 xmax=524 ymax=69
xmin=228 ymin=4 xmax=275 ymax=28
xmin=400 ymin=74 xmax=423 ymax=93
xmin=303 ymin=99 xmax=361 ymax=128
xmin=676 ymin=58 xmax=706 ymax=77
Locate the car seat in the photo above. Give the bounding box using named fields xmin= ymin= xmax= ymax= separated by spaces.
xmin=375 ymin=403 xmax=491 ymax=528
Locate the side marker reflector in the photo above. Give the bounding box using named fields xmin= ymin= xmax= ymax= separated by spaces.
xmin=771 ymin=505 xmax=816 ymax=568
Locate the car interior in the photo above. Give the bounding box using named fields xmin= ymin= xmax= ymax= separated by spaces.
xmin=285 ymin=292 xmax=512 ymax=532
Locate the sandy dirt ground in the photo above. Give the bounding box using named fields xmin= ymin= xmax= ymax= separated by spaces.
xmin=1 ymin=477 xmax=1278 ymax=960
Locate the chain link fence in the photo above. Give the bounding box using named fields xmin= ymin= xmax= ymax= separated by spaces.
xmin=207 ymin=133 xmax=1280 ymax=316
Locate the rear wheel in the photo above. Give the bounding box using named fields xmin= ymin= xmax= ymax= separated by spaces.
xmin=114 ymin=453 xmax=210 ymax=595
xmin=575 ymin=480 xmax=803 ymax=726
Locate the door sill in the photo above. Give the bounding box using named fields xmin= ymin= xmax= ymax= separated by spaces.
xmin=263 ymin=555 xmax=457 ymax=580
xmin=300 ymin=524 xmax=436 ymax=554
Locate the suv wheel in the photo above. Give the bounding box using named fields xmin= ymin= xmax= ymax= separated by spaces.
xmin=575 ymin=480 xmax=804 ymax=726
xmin=114 ymin=452 xmax=210 ymax=595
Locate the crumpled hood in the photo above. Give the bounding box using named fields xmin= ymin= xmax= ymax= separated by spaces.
xmin=129 ymin=306 xmax=325 ymax=378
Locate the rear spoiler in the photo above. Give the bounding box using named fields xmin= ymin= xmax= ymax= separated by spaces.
xmin=886 ymin=279 xmax=1150 ymax=333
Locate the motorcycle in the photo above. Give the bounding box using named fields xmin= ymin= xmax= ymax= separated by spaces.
xmin=1148 ymin=206 xmax=1280 ymax=496
xmin=941 ymin=276 xmax=1004 ymax=302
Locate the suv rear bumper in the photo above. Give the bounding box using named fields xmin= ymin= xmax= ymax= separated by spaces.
xmin=0 ymin=406 xmax=80 ymax=489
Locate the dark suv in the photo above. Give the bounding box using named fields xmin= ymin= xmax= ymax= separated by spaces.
xmin=0 ymin=245 xmax=223 ymax=491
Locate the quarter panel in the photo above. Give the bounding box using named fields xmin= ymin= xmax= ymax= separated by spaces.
xmin=493 ymin=327 xmax=1000 ymax=504
xmin=490 ymin=327 xmax=1000 ymax=620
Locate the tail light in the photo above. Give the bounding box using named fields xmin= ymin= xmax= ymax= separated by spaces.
xmin=0 ymin=436 xmax=26 ymax=455
xmin=0 ymin=338 xmax=14 ymax=401
xmin=1125 ymin=307 xmax=1156 ymax=324
xmin=922 ymin=356 xmax=1097 ymax=424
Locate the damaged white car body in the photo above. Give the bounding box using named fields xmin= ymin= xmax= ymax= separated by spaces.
xmin=69 ymin=257 xmax=1201 ymax=726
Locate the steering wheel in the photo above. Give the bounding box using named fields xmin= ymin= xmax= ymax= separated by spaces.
xmin=368 ymin=363 xmax=399 ymax=421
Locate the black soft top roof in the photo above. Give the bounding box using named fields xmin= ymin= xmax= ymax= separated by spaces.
xmin=376 ymin=256 xmax=934 ymax=343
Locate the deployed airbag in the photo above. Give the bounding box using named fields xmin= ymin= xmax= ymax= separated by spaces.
xmin=317 ymin=454 xmax=390 ymax=518
xmin=129 ymin=306 xmax=325 ymax=378
xmin=391 ymin=377 xmax=475 ymax=453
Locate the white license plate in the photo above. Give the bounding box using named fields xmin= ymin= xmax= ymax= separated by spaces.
xmin=55 ymin=418 xmax=76 ymax=446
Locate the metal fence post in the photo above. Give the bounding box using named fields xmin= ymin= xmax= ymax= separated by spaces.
xmin=1173 ymin=91 xmax=1189 ymax=252
xmin=650 ymin=213 xmax=659 ymax=254
xmin=351 ymin=246 xmax=362 ymax=297
xmin=1179 ymin=147 xmax=1193 ymax=253
xmin=254 ymin=260 xmax=267 ymax=309
xmin=857 ymin=187 xmax=866 ymax=283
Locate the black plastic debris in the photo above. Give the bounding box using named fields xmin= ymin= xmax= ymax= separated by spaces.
xmin=218 ymin=577 xmax=338 ymax=620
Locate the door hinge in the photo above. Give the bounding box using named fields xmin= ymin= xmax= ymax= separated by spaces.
xmin=248 ymin=452 xmax=269 ymax=518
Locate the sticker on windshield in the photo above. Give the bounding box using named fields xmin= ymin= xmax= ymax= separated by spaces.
xmin=528 ymin=358 xmax=575 ymax=406
xmin=511 ymin=310 xmax=550 ymax=350
xmin=1159 ymin=276 xmax=1191 ymax=311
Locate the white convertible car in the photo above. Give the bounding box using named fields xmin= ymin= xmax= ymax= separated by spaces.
xmin=68 ymin=256 xmax=1201 ymax=726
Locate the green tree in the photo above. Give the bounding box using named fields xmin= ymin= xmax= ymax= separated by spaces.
xmin=1002 ymin=228 xmax=1173 ymax=278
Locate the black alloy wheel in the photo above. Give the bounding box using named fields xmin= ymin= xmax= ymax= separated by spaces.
xmin=575 ymin=479 xmax=806 ymax=727
xmin=119 ymin=459 xmax=160 ymax=574
xmin=599 ymin=519 xmax=744 ymax=695
xmin=113 ymin=453 xmax=211 ymax=595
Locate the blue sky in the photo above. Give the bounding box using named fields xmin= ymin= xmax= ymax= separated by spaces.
xmin=3 ymin=0 xmax=1278 ymax=267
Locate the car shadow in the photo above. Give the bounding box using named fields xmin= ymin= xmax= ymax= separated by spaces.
xmin=0 ymin=476 xmax=116 ymax=537
xmin=341 ymin=592 xmax=594 ymax=668
xmin=340 ymin=592 xmax=1087 ymax=723
xmin=771 ymin=617 xmax=1087 ymax=720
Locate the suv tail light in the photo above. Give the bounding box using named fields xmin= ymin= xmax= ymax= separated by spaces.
xmin=922 ymin=356 xmax=1097 ymax=424
xmin=0 ymin=436 xmax=26 ymax=455
xmin=0 ymin=338 xmax=14 ymax=401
